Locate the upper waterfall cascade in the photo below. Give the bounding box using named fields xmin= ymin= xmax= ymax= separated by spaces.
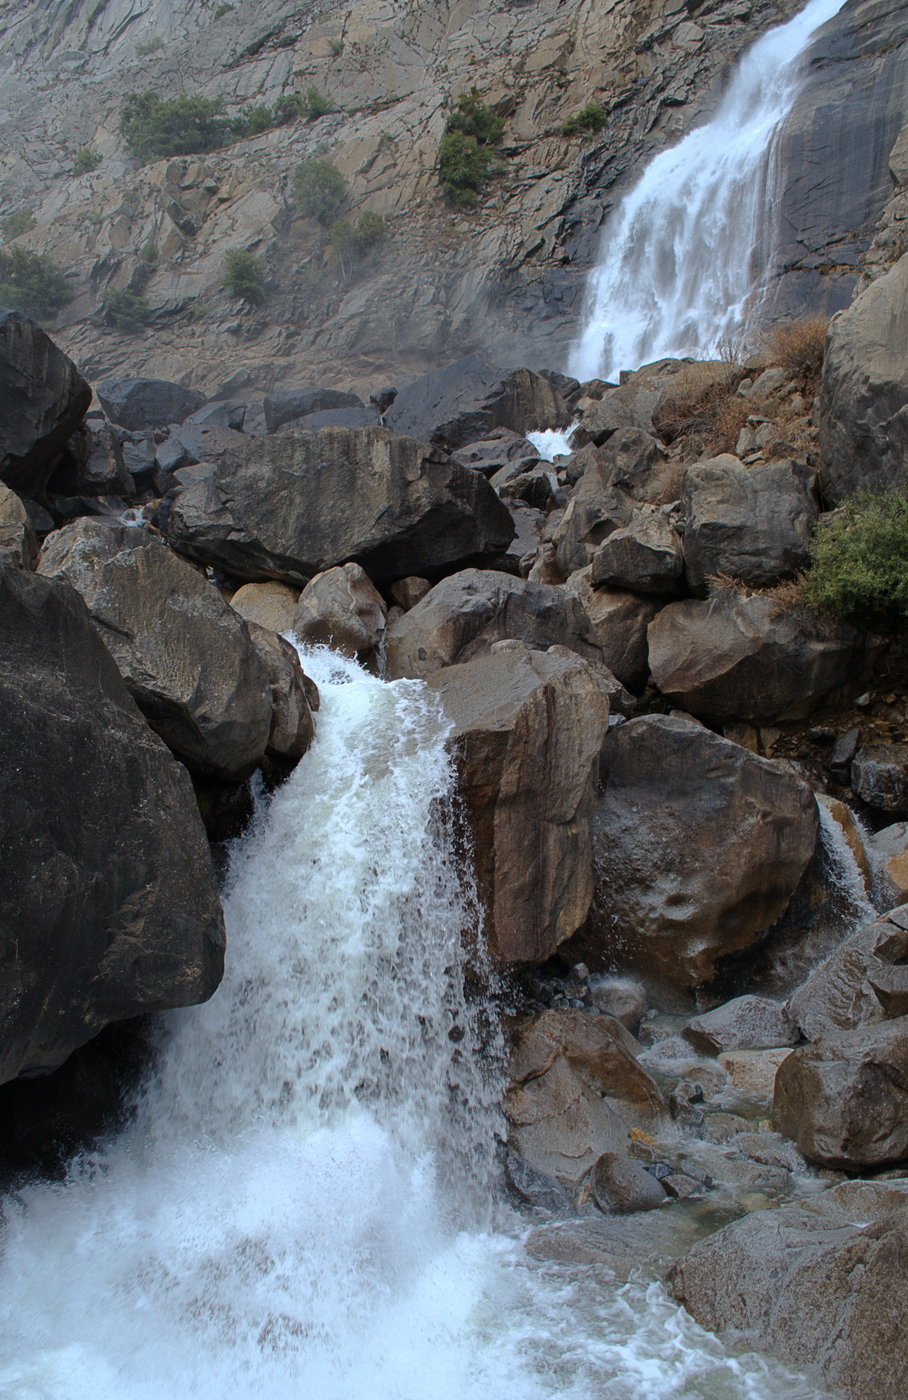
xmin=569 ymin=0 xmax=848 ymax=384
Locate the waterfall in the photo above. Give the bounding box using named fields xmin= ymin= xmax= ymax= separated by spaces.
xmin=569 ymin=0 xmax=847 ymax=383
xmin=0 ymin=650 xmax=830 ymax=1399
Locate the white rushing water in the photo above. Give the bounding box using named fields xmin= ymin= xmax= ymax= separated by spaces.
xmin=569 ymin=0 xmax=847 ymax=383
xmin=0 ymin=650 xmax=828 ymax=1400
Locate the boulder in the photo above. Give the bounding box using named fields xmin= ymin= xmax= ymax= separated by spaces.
xmin=852 ymin=744 xmax=908 ymax=814
xmin=680 ymin=456 xmax=818 ymax=594
xmin=819 ymin=251 xmax=908 ymax=498
xmin=787 ymin=907 xmax=908 ymax=1040
xmin=292 ymin=562 xmax=387 ymax=659
xmin=158 ymin=427 xmax=514 ymax=585
xmin=564 ymin=567 xmax=659 ymax=692
xmin=245 ymin=622 xmax=316 ymax=763
xmin=0 ymin=484 xmax=38 ymax=569
xmin=229 ymin=580 xmax=300 ymax=634
xmin=384 ymin=355 xmax=567 ymax=450
xmin=0 ymin=311 xmax=92 ymax=496
xmin=590 ymin=509 xmax=684 ymax=594
xmin=869 ymin=822 xmax=908 ymax=903
xmin=38 ymin=519 xmax=273 ymax=781
xmin=182 ymin=400 xmax=247 ymax=430
xmin=263 ymin=387 xmax=362 ymax=433
xmin=96 ymin=377 xmax=206 ymax=431
xmin=506 ymin=1007 xmax=664 ymax=1186
xmin=773 ymin=1017 xmax=908 ymax=1169
xmin=389 ymin=576 xmax=431 ymax=610
xmin=718 ymin=1048 xmax=793 ymax=1107
xmin=284 ymin=404 xmax=380 ymax=431
xmin=48 ymin=422 xmax=135 ymax=499
xmin=0 ymin=566 xmax=225 ymax=1083
xmin=428 ymin=644 xmax=612 ymax=964
xmin=683 ymin=996 xmax=796 ymax=1055
xmin=385 ymin=569 xmax=604 ymax=682
xmin=648 ymin=588 xmax=873 ymax=723
xmin=452 ymin=428 xmax=541 ymax=477
xmin=669 ymin=1181 xmax=908 ymax=1400
xmin=552 ymin=429 xmax=674 ymax=576
xmin=587 ymin=977 xmax=646 ymax=1031
xmin=590 ymin=1153 xmax=666 ymax=1214
xmin=589 ymin=715 xmax=818 ymax=989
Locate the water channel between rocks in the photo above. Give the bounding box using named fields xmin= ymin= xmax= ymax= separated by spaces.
xmin=0 ymin=652 xmax=844 ymax=1400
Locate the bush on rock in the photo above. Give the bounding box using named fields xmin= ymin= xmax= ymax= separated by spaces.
xmin=805 ymin=488 xmax=908 ymax=629
xmin=0 ymin=248 xmax=70 ymax=322
xmin=438 ymin=88 xmax=505 ymax=207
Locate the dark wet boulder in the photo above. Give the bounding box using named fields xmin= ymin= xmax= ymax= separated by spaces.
xmin=263 ymin=387 xmax=362 ymax=433
xmin=96 ymin=377 xmax=206 ymax=431
xmin=384 ymin=355 xmax=567 ymax=451
xmin=0 ymin=311 xmax=92 ymax=496
xmin=0 ymin=565 xmax=225 ymax=1084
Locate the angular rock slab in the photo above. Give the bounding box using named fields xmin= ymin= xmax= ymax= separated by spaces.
xmin=38 ymin=519 xmax=273 ymax=781
xmin=159 ymin=427 xmax=514 ymax=585
xmin=428 ymin=644 xmax=612 ymax=965
xmin=0 ymin=311 xmax=91 ymax=496
xmin=670 ymin=1181 xmax=908 ymax=1400
xmin=97 ymin=376 xmax=206 ymax=432
xmin=565 ymin=567 xmax=660 ymax=692
xmin=0 ymin=566 xmax=225 ymax=1083
xmin=683 ymin=996 xmax=796 ymax=1055
xmin=384 ymin=355 xmax=567 ymax=451
xmin=773 ymin=1016 xmax=908 ymax=1169
xmin=590 ymin=714 xmax=818 ymax=989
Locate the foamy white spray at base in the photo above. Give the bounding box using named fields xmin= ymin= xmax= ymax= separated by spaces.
xmin=0 ymin=650 xmax=831 ymax=1400
xmin=569 ymin=0 xmax=847 ymax=383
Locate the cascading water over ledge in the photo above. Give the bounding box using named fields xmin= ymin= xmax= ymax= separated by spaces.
xmin=569 ymin=0 xmax=848 ymax=384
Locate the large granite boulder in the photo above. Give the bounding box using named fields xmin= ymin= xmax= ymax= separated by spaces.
xmin=564 ymin=567 xmax=659 ymax=692
xmin=680 ymin=456 xmax=818 ymax=594
xmin=590 ymin=509 xmax=684 ymax=595
xmin=158 ymin=427 xmax=514 ymax=585
xmin=97 ymin=377 xmax=206 ymax=431
xmin=245 ymin=622 xmax=316 ymax=764
xmin=683 ymin=996 xmax=796 ymax=1055
xmin=429 ymin=643 xmax=612 ymax=964
xmin=670 ymin=1181 xmax=908 ymax=1400
xmin=773 ymin=1016 xmax=908 ymax=1169
xmin=590 ymin=715 xmax=818 ymax=989
xmin=786 ymin=908 xmax=908 ymax=1042
xmin=0 ymin=484 xmax=38 ymax=569
xmin=552 ymin=430 xmax=674 ymax=576
xmin=38 ymin=519 xmax=273 ymax=781
xmin=870 ymin=823 xmax=908 ymax=903
xmin=0 ymin=565 xmax=225 ymax=1083
xmin=648 ymin=588 xmax=873 ymax=723
xmin=0 ymin=311 xmax=91 ymax=496
xmin=263 ymin=387 xmax=362 ymax=432
xmin=384 ymin=355 xmax=567 ymax=450
xmin=292 ymin=562 xmax=387 ymax=659
xmin=386 ymin=568 xmax=604 ymax=681
xmin=229 ymin=580 xmax=300 ymax=634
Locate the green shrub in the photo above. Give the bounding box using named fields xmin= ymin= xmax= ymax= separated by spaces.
xmin=292 ymin=158 xmax=347 ymax=224
xmin=140 ymin=238 xmax=159 ymax=264
xmin=224 ymin=248 xmax=265 ymax=303
xmin=328 ymin=37 xmax=344 ymax=56
xmin=100 ymin=288 xmax=150 ymax=332
xmin=73 ymin=147 xmax=102 ymax=175
xmin=1 ymin=210 xmax=36 ymax=242
xmin=136 ymin=35 xmax=165 ymax=56
xmin=120 ymin=92 xmax=233 ymax=162
xmin=300 ymin=86 xmax=333 ymax=120
xmin=438 ymin=88 xmax=504 ymax=207
xmin=562 ymin=102 xmax=607 ymax=137
xmin=804 ymin=489 xmax=908 ymax=628
xmin=214 ymin=3 xmax=234 ymax=17
xmin=0 ymin=247 xmax=70 ymax=320
xmin=328 ymin=211 xmax=387 ymax=274
xmin=238 ymin=103 xmax=275 ymax=136
xmin=273 ymin=93 xmax=305 ymax=124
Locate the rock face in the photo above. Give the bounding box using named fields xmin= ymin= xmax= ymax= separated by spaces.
xmin=0 ymin=565 xmax=225 ymax=1083
xmin=96 ymin=376 xmax=206 ymax=431
xmin=428 ymin=643 xmax=611 ymax=965
xmin=819 ymin=251 xmax=908 ymax=498
xmin=38 ymin=519 xmax=274 ymax=781
xmin=648 ymin=588 xmax=873 ymax=723
xmin=564 ymin=568 xmax=659 ymax=692
xmin=159 ymin=428 xmax=514 ymax=585
xmin=590 ymin=715 xmax=818 ymax=989
xmin=292 ymin=562 xmax=387 ymax=659
xmin=0 ymin=484 xmax=38 ymax=569
xmin=670 ymin=1181 xmax=908 ymax=1400
xmin=384 ymin=357 xmax=567 ymax=450
xmin=683 ymin=996 xmax=796 ymax=1055
xmin=773 ymin=1017 xmax=908 ymax=1169
xmin=386 ymin=568 xmax=603 ymax=682
xmin=680 ymin=456 xmax=817 ymax=594
xmin=0 ymin=311 xmax=91 ymax=496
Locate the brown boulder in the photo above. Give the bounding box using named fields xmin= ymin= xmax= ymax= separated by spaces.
xmin=229 ymin=580 xmax=300 ymax=634
xmin=292 ymin=563 xmax=387 ymax=660
xmin=590 ymin=509 xmax=684 ymax=595
xmin=245 ymin=622 xmax=316 ymax=764
xmin=565 ymin=567 xmax=659 ymax=691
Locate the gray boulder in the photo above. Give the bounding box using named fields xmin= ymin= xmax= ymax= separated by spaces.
xmin=49 ymin=422 xmax=135 ymax=499
xmin=97 ymin=377 xmax=206 ymax=431
xmin=590 ymin=1153 xmax=666 ymax=1214
xmin=0 ymin=565 xmax=225 ymax=1083
xmin=384 ymin=355 xmax=567 ymax=450
xmin=852 ymin=744 xmax=908 ymax=814
xmin=263 ymin=387 xmax=362 ymax=433
xmin=681 ymin=456 xmax=818 ymax=594
xmin=590 ymin=509 xmax=683 ymax=594
xmin=158 ymin=427 xmax=514 ymax=585
xmin=452 ymin=428 xmax=541 ymax=477
xmin=0 ymin=311 xmax=91 ymax=496
xmin=246 ymin=622 xmax=316 ymax=764
xmin=552 ymin=429 xmax=674 ymax=576
xmin=38 ymin=519 xmax=273 ymax=781
xmin=683 ymin=996 xmax=796 ymax=1055
xmin=292 ymin=562 xmax=387 ymax=659
xmin=787 ymin=906 xmax=908 ymax=1040
xmin=564 ymin=567 xmax=659 ymax=692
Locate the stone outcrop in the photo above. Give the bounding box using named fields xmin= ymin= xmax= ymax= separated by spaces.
xmin=648 ymin=588 xmax=873 ymax=723
xmin=0 ymin=311 xmax=91 ymax=496
xmin=384 ymin=357 xmax=567 ymax=450
xmin=158 ymin=427 xmax=514 ymax=585
xmin=589 ymin=715 xmax=818 ymax=989
xmin=385 ymin=568 xmax=604 ymax=683
xmin=670 ymin=1181 xmax=908 ymax=1400
xmin=38 ymin=518 xmax=274 ymax=781
xmin=0 ymin=564 xmax=225 ymax=1083
xmin=428 ymin=643 xmax=612 ymax=965
xmin=96 ymin=376 xmax=206 ymax=430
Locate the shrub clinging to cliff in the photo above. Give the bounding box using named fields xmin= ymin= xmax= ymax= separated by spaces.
xmin=292 ymin=159 xmax=348 ymax=224
xmin=223 ymin=249 xmax=265 ymax=304
xmin=0 ymin=247 xmax=70 ymax=321
xmin=120 ymin=93 xmax=233 ymax=162
xmin=438 ymin=87 xmax=505 ymax=207
xmin=804 ymin=489 xmax=908 ymax=629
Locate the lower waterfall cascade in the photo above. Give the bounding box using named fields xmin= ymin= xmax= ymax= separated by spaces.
xmin=0 ymin=650 xmax=841 ymax=1400
xmin=569 ymin=0 xmax=848 ymax=384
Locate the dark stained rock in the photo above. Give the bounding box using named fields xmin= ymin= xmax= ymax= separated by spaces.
xmin=48 ymin=422 xmax=135 ymax=499
xmin=589 ymin=715 xmax=818 ymax=990
xmin=97 ymin=377 xmax=206 ymax=431
xmin=281 ymin=404 xmax=380 ymax=431
xmin=670 ymin=1181 xmax=908 ymax=1400
xmin=0 ymin=565 xmax=225 ymax=1083
xmin=182 ymin=400 xmax=247 ymax=430
xmin=453 ymin=428 xmax=541 ymax=478
xmin=245 ymin=622 xmax=316 ymax=764
xmin=157 ymin=427 xmax=515 ymax=586
xmin=384 ymin=355 xmax=567 ymax=451
xmin=0 ymin=311 xmax=91 ymax=496
xmin=852 ymin=744 xmax=908 ymax=814
xmin=38 ymin=519 xmax=273 ymax=781
xmin=773 ymin=1017 xmax=908 ymax=1169
xmin=565 ymin=567 xmax=660 ymax=692
xmin=590 ymin=509 xmax=684 ymax=595
xmin=263 ymin=387 xmax=362 ymax=433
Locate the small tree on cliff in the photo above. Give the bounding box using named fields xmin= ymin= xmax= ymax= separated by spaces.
xmin=438 ymin=87 xmax=505 ymax=207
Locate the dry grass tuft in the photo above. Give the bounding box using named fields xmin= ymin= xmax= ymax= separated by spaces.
xmin=762 ymin=315 xmax=829 ymax=386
